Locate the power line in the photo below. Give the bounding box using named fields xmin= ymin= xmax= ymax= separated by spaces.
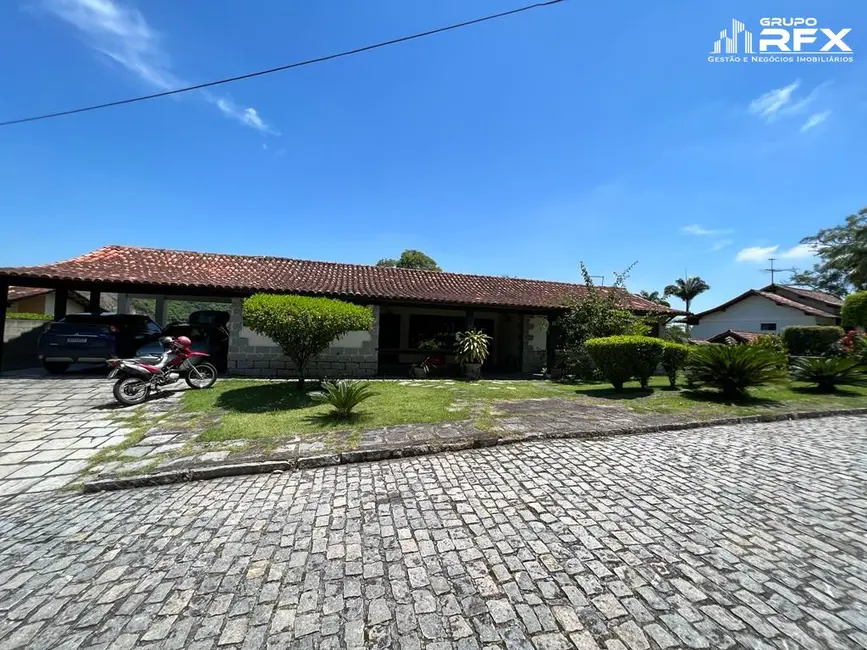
xmin=0 ymin=0 xmax=564 ymax=128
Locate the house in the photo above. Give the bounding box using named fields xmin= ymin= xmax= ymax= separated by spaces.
xmin=5 ymin=286 xmax=116 ymax=315
xmin=688 ymin=284 xmax=842 ymax=341
xmin=0 ymin=245 xmax=676 ymax=376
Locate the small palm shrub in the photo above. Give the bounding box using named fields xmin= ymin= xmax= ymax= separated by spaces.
xmin=455 ymin=330 xmax=491 ymax=364
xmin=312 ymin=380 xmax=375 ymax=417
xmin=791 ymin=357 xmax=867 ymax=393
xmin=685 ymin=345 xmax=788 ymax=398
xmin=661 ymin=342 xmax=690 ymax=388
xmin=585 ymin=336 xmax=664 ymax=390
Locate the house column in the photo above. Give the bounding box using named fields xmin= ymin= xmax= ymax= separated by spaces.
xmin=53 ymin=288 xmax=68 ymax=321
xmin=546 ymin=312 xmax=557 ymax=373
xmin=0 ymin=282 xmax=8 ymax=372
xmin=154 ymin=296 xmax=167 ymax=326
xmin=116 ymin=293 xmax=130 ymax=314
xmin=464 ymin=310 xmax=475 ymax=331
xmin=88 ymin=290 xmax=101 ymax=313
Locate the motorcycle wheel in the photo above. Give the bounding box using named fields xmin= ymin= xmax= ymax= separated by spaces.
xmin=185 ymin=362 xmax=217 ymax=389
xmin=113 ymin=377 xmax=150 ymax=406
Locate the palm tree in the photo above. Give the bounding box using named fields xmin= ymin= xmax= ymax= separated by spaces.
xmin=663 ymin=276 xmax=710 ymax=315
xmin=638 ymin=290 xmax=671 ymax=307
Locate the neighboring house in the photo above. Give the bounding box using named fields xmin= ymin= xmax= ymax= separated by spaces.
xmin=6 ymin=286 xmax=89 ymax=315
xmin=688 ymin=284 xmax=842 ymax=340
xmin=0 ymin=245 xmax=676 ymax=377
xmin=5 ymin=286 xmax=117 ymax=315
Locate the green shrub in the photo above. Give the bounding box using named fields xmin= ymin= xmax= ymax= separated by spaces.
xmin=585 ymin=335 xmax=664 ymax=390
xmin=455 ymin=330 xmax=491 ymax=365
xmin=243 ymin=294 xmax=374 ymax=389
xmin=842 ymin=291 xmax=867 ymax=328
xmin=5 ymin=312 xmax=52 ymax=320
xmin=312 ymin=379 xmax=375 ymax=417
xmin=748 ymin=333 xmax=788 ymax=368
xmin=791 ymin=357 xmax=867 ymax=392
xmin=781 ymin=325 xmax=845 ymax=357
xmin=685 ymin=345 xmax=788 ymax=398
xmin=661 ymin=342 xmax=690 ymax=388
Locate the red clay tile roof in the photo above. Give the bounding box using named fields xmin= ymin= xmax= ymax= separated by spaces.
xmin=693 ymin=289 xmax=838 ymax=320
xmin=0 ymin=245 xmax=675 ymax=313
xmin=706 ymin=329 xmax=762 ymax=344
xmin=7 ymin=286 xmax=52 ymax=301
xmin=766 ymin=284 xmax=844 ymax=307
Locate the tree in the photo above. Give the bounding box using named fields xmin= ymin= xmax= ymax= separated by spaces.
xmin=790 ymin=208 xmax=867 ymax=297
xmin=243 ymin=294 xmax=374 ymax=389
xmin=663 ymin=276 xmax=710 ymax=315
xmin=376 ymin=249 xmax=441 ymax=271
xmin=553 ymin=263 xmax=645 ymax=377
xmin=638 ymin=290 xmax=671 ymax=308
xmin=842 ymin=291 xmax=867 ymax=328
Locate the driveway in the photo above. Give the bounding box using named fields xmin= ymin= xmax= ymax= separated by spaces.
xmin=0 ymin=371 xmax=133 ymax=496
xmin=0 ymin=416 xmax=865 ymax=649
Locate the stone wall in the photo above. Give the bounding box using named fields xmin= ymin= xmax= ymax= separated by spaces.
xmin=521 ymin=314 xmax=548 ymax=373
xmin=226 ymin=299 xmax=380 ymax=378
xmin=3 ymin=318 xmax=47 ymax=343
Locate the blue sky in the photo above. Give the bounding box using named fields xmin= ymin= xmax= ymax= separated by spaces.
xmin=0 ymin=0 xmax=864 ymax=312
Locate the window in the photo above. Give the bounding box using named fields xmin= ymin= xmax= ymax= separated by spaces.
xmin=760 ymin=323 xmax=777 ymax=331
xmin=408 ymin=314 xmax=465 ymax=350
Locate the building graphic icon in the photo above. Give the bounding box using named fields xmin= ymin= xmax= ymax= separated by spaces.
xmin=711 ymin=19 xmax=754 ymax=54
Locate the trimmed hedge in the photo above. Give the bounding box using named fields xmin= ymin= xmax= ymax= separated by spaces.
xmin=661 ymin=342 xmax=690 ymax=388
xmin=243 ymin=294 xmax=374 ymax=388
xmin=585 ymin=335 xmax=664 ymax=390
xmin=781 ymin=325 xmax=845 ymax=356
xmin=842 ymin=291 xmax=867 ymax=328
xmin=5 ymin=312 xmax=52 ymax=320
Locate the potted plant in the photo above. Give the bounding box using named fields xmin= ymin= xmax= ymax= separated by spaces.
xmin=456 ymin=329 xmax=491 ymax=380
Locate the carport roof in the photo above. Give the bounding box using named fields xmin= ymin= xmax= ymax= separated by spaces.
xmin=0 ymin=245 xmax=677 ymax=313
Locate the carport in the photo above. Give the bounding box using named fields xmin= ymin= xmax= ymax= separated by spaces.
xmin=0 ymin=248 xmax=246 ymax=372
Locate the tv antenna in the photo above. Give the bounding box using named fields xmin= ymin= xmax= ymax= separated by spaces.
xmin=588 ymin=275 xmax=605 ymax=285
xmin=762 ymin=258 xmax=796 ymax=285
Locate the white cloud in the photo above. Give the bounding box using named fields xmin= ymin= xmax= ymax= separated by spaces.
xmin=710 ymin=239 xmax=733 ymax=252
xmin=682 ymin=224 xmax=733 ymax=236
xmin=736 ymin=245 xmax=778 ymax=262
xmin=800 ymin=110 xmax=831 ymax=133
xmin=779 ymin=243 xmax=818 ymax=259
xmin=40 ymin=0 xmax=275 ymax=134
xmin=736 ymin=243 xmax=818 ymax=262
xmin=749 ymin=80 xmax=800 ymax=120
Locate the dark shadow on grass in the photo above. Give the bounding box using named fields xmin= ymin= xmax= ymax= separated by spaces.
xmin=678 ymin=389 xmax=782 ymax=408
xmin=574 ymin=386 xmax=655 ymax=400
xmin=790 ymin=385 xmax=863 ymax=397
xmin=303 ymin=411 xmax=371 ymax=427
xmin=215 ymin=383 xmax=317 ymax=413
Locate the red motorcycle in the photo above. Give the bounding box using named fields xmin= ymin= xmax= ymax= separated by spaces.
xmin=107 ymin=335 xmax=217 ymax=406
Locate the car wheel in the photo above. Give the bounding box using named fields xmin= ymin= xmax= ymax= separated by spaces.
xmin=43 ymin=362 xmax=70 ymax=375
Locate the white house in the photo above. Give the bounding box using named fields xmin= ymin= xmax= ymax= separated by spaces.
xmin=688 ymin=284 xmax=842 ymax=340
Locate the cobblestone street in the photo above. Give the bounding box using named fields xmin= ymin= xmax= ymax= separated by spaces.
xmin=1 ymin=416 xmax=866 ymax=649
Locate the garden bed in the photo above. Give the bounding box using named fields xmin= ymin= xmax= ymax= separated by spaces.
xmin=79 ymin=377 xmax=867 ymax=491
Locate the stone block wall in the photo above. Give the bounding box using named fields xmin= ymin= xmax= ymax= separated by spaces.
xmin=3 ymin=318 xmax=47 ymax=343
xmin=521 ymin=314 xmax=548 ymax=373
xmin=226 ymin=299 xmax=380 ymax=378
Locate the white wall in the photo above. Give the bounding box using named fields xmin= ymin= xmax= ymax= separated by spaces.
xmin=691 ymin=294 xmax=828 ymax=339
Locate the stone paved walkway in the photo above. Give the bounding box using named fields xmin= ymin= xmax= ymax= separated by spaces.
xmin=1 ymin=416 xmax=866 ymax=649
xmin=0 ymin=373 xmax=135 ymax=496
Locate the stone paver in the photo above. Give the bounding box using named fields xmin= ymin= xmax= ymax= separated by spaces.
xmin=1 ymin=415 xmax=865 ymax=648
xmin=0 ymin=372 xmax=172 ymax=496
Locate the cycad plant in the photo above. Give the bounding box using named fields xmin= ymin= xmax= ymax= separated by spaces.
xmin=791 ymin=357 xmax=867 ymax=393
xmin=685 ymin=345 xmax=788 ymax=398
xmin=311 ymin=380 xmax=375 ymax=417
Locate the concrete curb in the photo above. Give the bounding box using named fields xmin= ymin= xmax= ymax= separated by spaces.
xmin=81 ymin=407 xmax=867 ymax=493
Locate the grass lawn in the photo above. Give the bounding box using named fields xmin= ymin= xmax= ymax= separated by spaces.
xmin=183 ymin=376 xmax=867 ymax=442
